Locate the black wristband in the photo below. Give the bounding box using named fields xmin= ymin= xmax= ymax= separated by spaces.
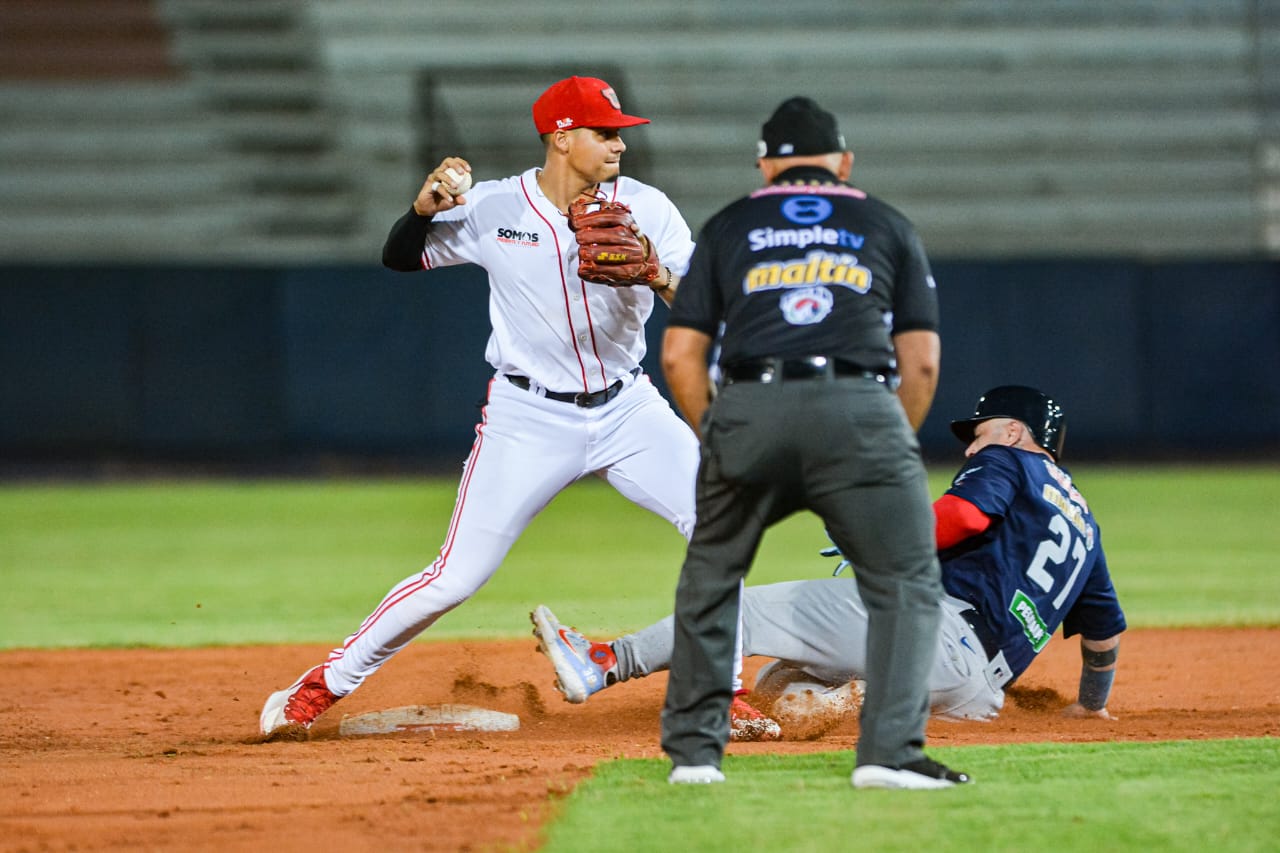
xmin=1082 ymin=645 xmax=1119 ymax=669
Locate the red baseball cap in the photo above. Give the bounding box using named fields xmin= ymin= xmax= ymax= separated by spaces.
xmin=531 ymin=76 xmax=650 ymax=134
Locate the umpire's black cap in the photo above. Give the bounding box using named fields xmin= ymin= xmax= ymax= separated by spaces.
xmin=950 ymin=385 xmax=1067 ymax=460
xmin=757 ymin=97 xmax=847 ymax=158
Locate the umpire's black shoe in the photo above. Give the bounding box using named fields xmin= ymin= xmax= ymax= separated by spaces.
xmin=851 ymin=756 xmax=972 ymax=789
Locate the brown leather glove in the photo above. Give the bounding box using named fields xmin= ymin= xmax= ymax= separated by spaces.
xmin=568 ymin=198 xmax=660 ymax=285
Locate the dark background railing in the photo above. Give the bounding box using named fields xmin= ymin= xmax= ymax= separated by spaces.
xmin=4 ymin=258 xmax=1276 ymax=475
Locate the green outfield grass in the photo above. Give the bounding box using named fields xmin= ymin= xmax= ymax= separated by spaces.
xmin=2 ymin=463 xmax=1277 ymax=852
xmin=1 ymin=464 xmax=1277 ymax=648
xmin=544 ymin=739 xmax=1280 ymax=853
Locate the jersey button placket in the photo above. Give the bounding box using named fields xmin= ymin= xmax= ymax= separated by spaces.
xmin=565 ymin=247 xmax=588 ymax=340
xmin=565 ymin=297 xmax=593 ymax=383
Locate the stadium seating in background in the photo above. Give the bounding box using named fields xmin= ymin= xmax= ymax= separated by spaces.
xmin=0 ymin=0 xmax=1275 ymax=262
xmin=0 ymin=0 xmax=176 ymax=80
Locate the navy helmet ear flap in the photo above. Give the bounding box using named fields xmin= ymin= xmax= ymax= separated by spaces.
xmin=950 ymin=385 xmax=1066 ymax=460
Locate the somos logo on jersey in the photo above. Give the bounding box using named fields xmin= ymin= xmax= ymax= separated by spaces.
xmin=496 ymin=227 xmax=540 ymax=247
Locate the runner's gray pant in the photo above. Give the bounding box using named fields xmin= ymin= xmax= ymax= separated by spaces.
xmin=617 ymin=582 xmax=1005 ymax=720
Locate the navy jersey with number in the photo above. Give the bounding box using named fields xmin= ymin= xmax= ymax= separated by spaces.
xmin=940 ymin=445 xmax=1127 ymax=681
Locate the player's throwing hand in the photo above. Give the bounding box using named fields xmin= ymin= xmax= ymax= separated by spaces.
xmin=413 ymin=157 xmax=472 ymax=216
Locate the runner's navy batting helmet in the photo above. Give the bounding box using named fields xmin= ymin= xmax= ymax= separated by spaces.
xmin=949 ymin=385 xmax=1067 ymax=460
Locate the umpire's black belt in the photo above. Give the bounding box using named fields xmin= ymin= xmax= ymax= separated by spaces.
xmin=959 ymin=608 xmax=1002 ymax=662
xmin=505 ymin=367 xmax=640 ymax=409
xmin=721 ymin=356 xmax=892 ymax=387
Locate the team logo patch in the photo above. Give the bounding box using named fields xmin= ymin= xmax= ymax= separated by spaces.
xmin=781 ymin=195 xmax=833 ymax=225
xmin=600 ymin=86 xmax=622 ymax=110
xmin=780 ymin=286 xmax=834 ymax=325
xmin=1009 ymin=590 xmax=1051 ymax=652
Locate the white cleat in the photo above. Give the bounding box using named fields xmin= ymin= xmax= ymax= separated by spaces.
xmin=668 ymin=765 xmax=725 ymax=784
xmin=852 ymin=757 xmax=971 ymax=790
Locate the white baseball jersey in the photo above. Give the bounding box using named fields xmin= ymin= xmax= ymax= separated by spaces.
xmin=313 ymin=167 xmax=732 ymax=701
xmin=420 ymin=168 xmax=695 ymax=393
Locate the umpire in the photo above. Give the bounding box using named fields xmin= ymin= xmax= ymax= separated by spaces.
xmin=659 ymin=97 xmax=968 ymax=788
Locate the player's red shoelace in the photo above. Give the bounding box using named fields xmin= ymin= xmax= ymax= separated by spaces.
xmin=283 ymin=666 xmax=338 ymax=726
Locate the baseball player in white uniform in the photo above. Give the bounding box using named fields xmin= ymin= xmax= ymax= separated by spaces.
xmin=260 ymin=76 xmax=771 ymax=739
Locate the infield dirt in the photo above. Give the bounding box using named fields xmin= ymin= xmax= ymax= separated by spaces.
xmin=2 ymin=627 xmax=1277 ymax=852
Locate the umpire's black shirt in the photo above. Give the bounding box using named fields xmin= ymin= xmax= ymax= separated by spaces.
xmin=669 ymin=166 xmax=939 ymax=372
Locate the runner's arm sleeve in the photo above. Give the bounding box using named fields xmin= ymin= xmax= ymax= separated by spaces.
xmin=933 ymin=493 xmax=992 ymax=550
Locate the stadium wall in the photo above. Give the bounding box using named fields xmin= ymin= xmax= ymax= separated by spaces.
xmin=1 ymin=259 xmax=1277 ymax=469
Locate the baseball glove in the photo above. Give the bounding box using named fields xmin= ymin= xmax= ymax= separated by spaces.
xmin=568 ymin=198 xmax=660 ymax=286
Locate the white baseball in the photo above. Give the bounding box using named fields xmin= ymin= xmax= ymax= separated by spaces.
xmin=444 ymin=166 xmax=472 ymax=196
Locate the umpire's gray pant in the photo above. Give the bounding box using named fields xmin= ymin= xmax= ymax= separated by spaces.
xmin=660 ymin=376 xmax=942 ymax=770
